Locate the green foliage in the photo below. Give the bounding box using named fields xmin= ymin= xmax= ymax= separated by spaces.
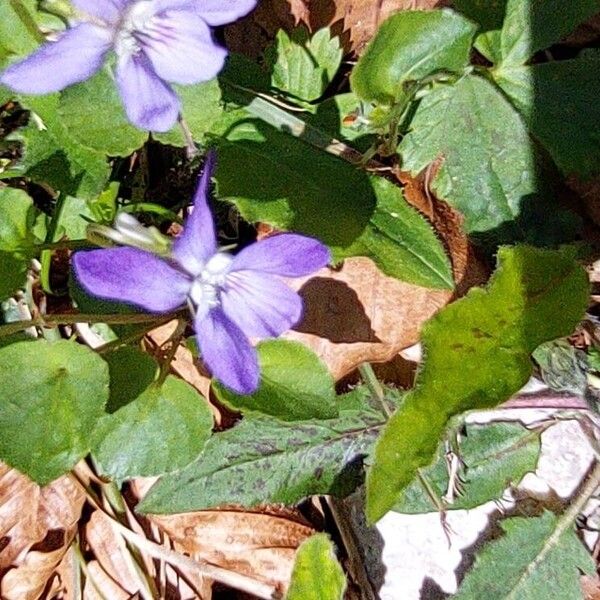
xmin=92 ymin=375 xmax=213 ymax=482
xmin=2 ymin=94 xmax=110 ymax=199
xmin=138 ymin=386 xmax=395 ymax=513
xmin=0 ymin=187 xmax=40 ymax=300
xmin=366 ymin=246 xmax=589 ymax=522
xmin=394 ymin=422 xmax=541 ymax=513
xmin=265 ymin=27 xmax=343 ymax=106
xmin=494 ymin=56 xmax=600 ymax=178
xmin=0 ymin=339 xmax=108 ymax=484
xmin=533 ymin=340 xmax=588 ymax=395
xmin=398 ymin=74 xmax=546 ymax=238
xmin=286 ymin=534 xmax=346 ymax=600
xmin=351 ymin=9 xmax=477 ymax=104
xmin=214 ymin=340 xmax=338 ymax=421
xmin=454 ymin=511 xmax=595 ymax=598
xmin=58 ymin=67 xmax=148 ymax=157
xmin=497 ymin=0 xmax=599 ymax=67
xmin=212 ymin=111 xmax=452 ymax=287
xmin=346 ymin=176 xmax=454 ymax=289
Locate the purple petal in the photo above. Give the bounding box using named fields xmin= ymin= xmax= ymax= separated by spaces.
xmin=71 ymin=0 xmax=128 ymax=23
xmin=72 ymin=247 xmax=190 ymax=313
xmin=195 ymin=308 xmax=259 ymax=394
xmin=140 ymin=9 xmax=227 ymax=84
xmin=115 ymin=53 xmax=180 ymax=131
xmin=0 ymin=24 xmax=111 ymax=94
xmin=153 ymin=0 xmax=256 ymax=25
xmin=231 ymin=234 xmax=331 ymax=277
xmin=172 ymin=152 xmax=218 ymax=275
xmin=221 ymin=270 xmax=303 ymax=338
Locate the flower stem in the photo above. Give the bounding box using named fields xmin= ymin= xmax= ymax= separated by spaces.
xmin=358 ymin=362 xmax=392 ymax=418
xmin=0 ymin=310 xmax=187 ymax=338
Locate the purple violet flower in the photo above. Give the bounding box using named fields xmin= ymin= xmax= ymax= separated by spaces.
xmin=0 ymin=0 xmax=256 ymax=131
xmin=72 ymin=152 xmax=331 ymax=394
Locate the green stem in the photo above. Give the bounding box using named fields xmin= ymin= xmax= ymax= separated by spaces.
xmin=35 ymin=239 xmax=93 ymax=252
xmin=156 ymin=319 xmax=186 ymax=385
xmin=10 ymin=0 xmax=45 ymax=43
xmin=359 ymin=362 xmax=392 ymax=418
xmin=0 ymin=310 xmax=186 ymax=338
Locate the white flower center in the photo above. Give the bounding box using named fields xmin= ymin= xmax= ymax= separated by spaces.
xmin=189 ymin=253 xmax=234 ymax=316
xmin=114 ymin=0 xmax=159 ymax=59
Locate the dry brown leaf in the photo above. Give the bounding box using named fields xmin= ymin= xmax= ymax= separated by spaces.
xmin=582 ymin=573 xmax=600 ymax=600
xmin=85 ymin=510 xmax=152 ymax=597
xmin=2 ymin=544 xmax=72 ymax=600
xmin=83 ymin=560 xmax=131 ymax=600
xmin=147 ymin=509 xmax=314 ymax=593
xmin=225 ymin=0 xmax=449 ymax=57
xmin=0 ymin=462 xmax=85 ymax=581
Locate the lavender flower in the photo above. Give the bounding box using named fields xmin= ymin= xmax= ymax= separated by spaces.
xmin=72 ymin=153 xmax=330 ymax=394
xmin=0 ymin=0 xmax=256 ymax=131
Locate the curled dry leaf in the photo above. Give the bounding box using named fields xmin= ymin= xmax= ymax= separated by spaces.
xmin=0 ymin=461 xmax=85 ymax=598
xmin=147 ymin=509 xmax=314 ymax=594
xmin=225 ymin=0 xmax=449 ymax=56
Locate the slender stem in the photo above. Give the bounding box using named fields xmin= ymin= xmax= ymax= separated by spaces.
xmin=95 ymin=316 xmax=177 ymax=354
xmin=72 ymin=538 xmax=112 ymax=600
xmin=156 ymin=319 xmax=186 ymax=385
xmin=178 ymin=116 xmax=198 ymax=160
xmin=10 ymin=0 xmax=45 ymax=43
xmin=0 ymin=310 xmax=187 ymax=338
xmin=35 ymin=239 xmax=92 ymax=252
xmin=359 ymin=362 xmax=392 ymax=418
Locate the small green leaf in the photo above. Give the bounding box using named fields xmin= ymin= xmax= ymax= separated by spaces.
xmin=0 ymin=187 xmax=39 ymax=299
xmin=153 ymin=79 xmax=223 ymax=146
xmin=92 ymin=375 xmax=213 ymax=482
xmin=454 ymin=511 xmax=595 ymax=599
xmin=366 ymin=245 xmax=588 ymax=522
xmin=265 ymin=27 xmax=342 ymax=105
xmin=398 ymin=74 xmax=559 ymax=241
xmin=533 ymin=340 xmax=587 ymax=395
xmin=138 ymin=386 xmax=391 ymax=513
xmin=214 ymin=340 xmax=338 ymax=421
xmin=286 ymin=534 xmax=346 ymax=600
xmin=351 ymin=9 xmax=477 ymax=105
xmin=498 ymin=0 xmax=599 ymax=67
xmin=494 ymin=57 xmax=600 ymax=178
xmin=0 ymin=339 xmax=109 ymax=484
xmin=3 ymin=94 xmax=110 ymax=199
xmin=58 ymin=66 xmax=148 ymax=156
xmin=394 ymin=422 xmax=541 ymax=513
xmin=345 ymin=176 xmax=453 ymax=289
xmin=453 ymin=0 xmax=508 ymax=32
xmin=0 ymin=0 xmax=43 ymax=58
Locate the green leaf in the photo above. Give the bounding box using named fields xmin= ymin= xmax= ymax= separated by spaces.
xmin=351 ymin=9 xmax=477 ymax=105
xmin=454 ymin=511 xmax=595 ymax=599
xmin=265 ymin=27 xmax=342 ymax=105
xmin=58 ymin=66 xmax=148 ymax=157
xmin=0 ymin=339 xmax=109 ymax=484
xmin=0 ymin=0 xmax=42 ymax=58
xmin=214 ymin=340 xmax=338 ymax=421
xmin=398 ymin=74 xmax=557 ymax=240
xmin=366 ymin=245 xmax=588 ymax=522
xmin=138 ymin=386 xmax=393 ymax=513
xmin=286 ymin=534 xmax=346 ymax=600
xmin=453 ymin=0 xmax=508 ymax=32
xmin=92 ymin=375 xmax=213 ymax=482
xmin=0 ymin=187 xmax=39 ymax=299
xmin=345 ymin=176 xmax=454 ymax=289
xmin=212 ymin=113 xmax=376 ymax=254
xmin=494 ymin=57 xmax=600 ymax=178
xmin=498 ymin=0 xmax=600 ymax=66
xmin=152 ymin=79 xmax=223 ymax=146
xmin=394 ymin=422 xmax=541 ymax=513
xmin=533 ymin=340 xmax=587 ymax=395
xmin=212 ymin=111 xmax=451 ymax=286
xmin=2 ymin=94 xmax=110 ymax=199
xmin=102 ymin=346 xmax=157 ymax=413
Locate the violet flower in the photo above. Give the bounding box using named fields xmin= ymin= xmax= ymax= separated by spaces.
xmin=0 ymin=0 xmax=256 ymax=131
xmin=72 ymin=153 xmax=331 ymax=394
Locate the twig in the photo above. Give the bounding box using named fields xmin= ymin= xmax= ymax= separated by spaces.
xmin=359 ymin=363 xmax=392 ymax=418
